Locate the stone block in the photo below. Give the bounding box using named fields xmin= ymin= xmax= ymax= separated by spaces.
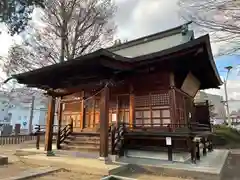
xmin=0 ymin=156 xmax=8 ymax=165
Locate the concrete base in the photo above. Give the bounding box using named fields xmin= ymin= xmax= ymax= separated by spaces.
xmin=108 ymin=155 xmax=119 ymax=162
xmin=98 ymin=156 xmax=109 ymax=162
xmin=46 ymin=151 xmax=55 ymax=156
xmin=0 ymin=156 xmax=8 ymax=165
xmin=116 ymin=149 xmax=229 ymax=180
xmin=101 ymin=175 xmax=137 ymax=180
xmin=126 ymin=150 xmax=191 ymax=163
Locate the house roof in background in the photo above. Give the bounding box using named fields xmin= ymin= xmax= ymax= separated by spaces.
xmin=107 ymin=21 xmax=193 ymax=52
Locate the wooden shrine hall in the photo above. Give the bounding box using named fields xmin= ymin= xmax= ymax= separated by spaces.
xmin=9 ymin=33 xmax=221 ymax=162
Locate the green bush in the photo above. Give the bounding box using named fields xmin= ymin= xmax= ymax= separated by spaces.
xmin=213 ymin=125 xmax=240 ymax=148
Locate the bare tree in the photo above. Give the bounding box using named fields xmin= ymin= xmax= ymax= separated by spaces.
xmin=179 ymin=0 xmax=240 ymax=56
xmin=0 ymin=0 xmax=45 ymax=35
xmin=2 ymin=0 xmax=116 ymax=75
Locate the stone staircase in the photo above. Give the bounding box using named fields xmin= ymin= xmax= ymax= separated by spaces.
xmin=60 ymin=132 xmax=111 ymax=152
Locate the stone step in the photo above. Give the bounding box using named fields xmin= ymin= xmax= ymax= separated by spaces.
xmin=61 ymin=144 xmax=112 ymax=152
xmin=63 ymin=139 xmax=112 ymax=146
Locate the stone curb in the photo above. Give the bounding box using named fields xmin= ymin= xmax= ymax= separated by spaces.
xmin=1 ymin=167 xmax=62 ymax=180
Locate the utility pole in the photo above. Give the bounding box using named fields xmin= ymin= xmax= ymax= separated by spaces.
xmin=29 ymin=95 xmax=35 ymax=134
xmin=224 ymin=66 xmax=233 ymax=127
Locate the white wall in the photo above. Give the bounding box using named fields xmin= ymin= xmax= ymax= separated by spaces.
xmin=112 ymin=33 xmax=190 ymax=57
xmin=0 ymin=96 xmax=13 ymax=124
xmin=9 ymin=104 xmax=46 ymax=130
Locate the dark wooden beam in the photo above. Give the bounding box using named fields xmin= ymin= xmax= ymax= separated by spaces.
xmin=45 ymin=96 xmax=56 ymax=152
xmin=80 ymin=91 xmax=84 ymax=130
xmin=129 ymin=84 xmax=135 ymax=128
xmin=56 ymin=97 xmax=63 ymax=149
xmin=99 ymin=86 xmax=109 ymax=159
xmin=170 ymin=88 xmax=177 ymax=126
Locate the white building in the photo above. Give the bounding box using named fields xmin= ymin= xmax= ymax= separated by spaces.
xmin=0 ymin=88 xmax=47 ymax=133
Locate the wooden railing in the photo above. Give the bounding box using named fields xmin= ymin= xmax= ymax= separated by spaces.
xmin=113 ymin=122 xmax=213 ymax=163
xmin=0 ymin=135 xmax=36 ymax=146
xmin=111 ymin=123 xmax=125 ymax=156
xmin=56 ymin=118 xmax=73 ymax=149
xmin=121 ymin=122 xmax=211 ymax=133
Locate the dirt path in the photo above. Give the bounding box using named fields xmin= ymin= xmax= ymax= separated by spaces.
xmin=32 ymin=170 xmax=102 ymax=180
xmin=32 ymin=170 xmax=191 ymax=180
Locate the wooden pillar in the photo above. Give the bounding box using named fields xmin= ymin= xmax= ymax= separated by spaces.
xmin=56 ymin=98 xmax=63 ymax=149
xmin=129 ymin=85 xmax=134 ymax=128
xmin=202 ymin=138 xmax=207 ymax=156
xmin=170 ymin=88 xmax=177 ymax=128
xmin=190 ymin=138 xmax=196 ymax=164
xmin=116 ymin=96 xmax=119 ymax=126
xmin=99 ymin=86 xmax=109 ymax=159
xmin=196 ymin=141 xmax=200 ymax=160
xmin=45 ymin=96 xmax=56 ymax=152
xmin=129 ymin=94 xmax=135 ymax=128
xmin=169 ymin=72 xmax=176 ymax=128
xmin=80 ymin=91 xmax=84 ymax=130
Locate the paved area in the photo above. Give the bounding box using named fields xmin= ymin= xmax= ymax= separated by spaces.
xmin=221 ymin=153 xmax=240 ymax=180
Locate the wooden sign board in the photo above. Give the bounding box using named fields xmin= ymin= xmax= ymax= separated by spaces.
xmin=166 ymin=137 xmax=172 ymax=146
xmin=112 ymin=113 xmax=117 ymax=122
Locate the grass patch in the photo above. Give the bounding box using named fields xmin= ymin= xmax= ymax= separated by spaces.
xmin=213 ymin=125 xmax=240 ymax=148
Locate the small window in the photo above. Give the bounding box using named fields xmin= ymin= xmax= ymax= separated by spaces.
xmin=1 ymin=109 xmax=4 ymax=111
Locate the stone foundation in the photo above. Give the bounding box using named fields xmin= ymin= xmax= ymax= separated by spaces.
xmin=125 ymin=150 xmax=191 ymax=163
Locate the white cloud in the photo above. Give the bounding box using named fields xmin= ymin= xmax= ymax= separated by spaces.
xmin=206 ymin=80 xmax=240 ymax=100
xmin=115 ymin=0 xmax=184 ymax=40
xmin=0 ymin=24 xmax=22 ymax=56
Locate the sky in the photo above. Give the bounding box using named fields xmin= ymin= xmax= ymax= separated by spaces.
xmin=0 ymin=0 xmax=239 ymax=106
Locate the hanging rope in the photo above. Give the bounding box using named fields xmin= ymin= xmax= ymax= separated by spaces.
xmin=83 ymin=82 xmax=110 ymax=107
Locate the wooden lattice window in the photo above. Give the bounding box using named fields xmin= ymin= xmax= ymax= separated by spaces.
xmin=63 ymin=101 xmax=81 ymax=112
xmin=135 ymin=95 xmax=150 ymax=107
xmin=151 ymin=93 xmax=169 ymax=106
